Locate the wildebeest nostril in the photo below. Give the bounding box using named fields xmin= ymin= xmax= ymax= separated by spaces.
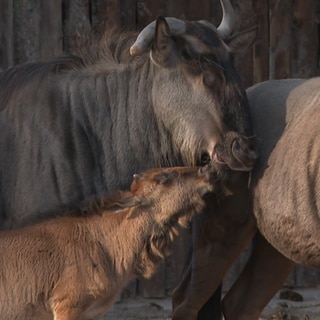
xmin=231 ymin=138 xmax=258 ymax=167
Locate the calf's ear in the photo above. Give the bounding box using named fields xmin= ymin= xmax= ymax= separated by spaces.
xmin=151 ymin=17 xmax=178 ymax=68
xmin=153 ymin=171 xmax=178 ymax=186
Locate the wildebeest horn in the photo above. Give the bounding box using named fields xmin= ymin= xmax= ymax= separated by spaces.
xmin=129 ymin=0 xmax=235 ymax=56
xmin=198 ymin=0 xmax=235 ymax=38
xmin=216 ymin=0 xmax=235 ymax=38
xmin=129 ymin=17 xmax=186 ymax=56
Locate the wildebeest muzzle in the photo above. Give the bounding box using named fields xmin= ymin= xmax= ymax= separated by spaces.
xmin=213 ymin=132 xmax=257 ymax=172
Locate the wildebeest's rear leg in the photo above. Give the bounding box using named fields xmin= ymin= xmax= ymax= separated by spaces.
xmin=197 ymin=284 xmax=222 ymax=320
xmin=222 ymin=232 xmax=294 ymax=320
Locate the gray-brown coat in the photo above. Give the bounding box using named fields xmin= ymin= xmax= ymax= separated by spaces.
xmin=222 ymin=77 xmax=320 ymax=320
xmin=251 ymin=77 xmax=320 ymax=266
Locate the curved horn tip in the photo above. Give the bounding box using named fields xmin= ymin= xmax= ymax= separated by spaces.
xmin=217 ymin=0 xmax=236 ymax=39
xmin=129 ymin=17 xmax=186 ymax=56
xmin=129 ymin=45 xmax=141 ymax=56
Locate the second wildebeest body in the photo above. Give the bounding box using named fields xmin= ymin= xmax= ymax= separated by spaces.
xmin=252 ymin=78 xmax=320 ymax=266
xmin=220 ymin=77 xmax=320 ymax=319
xmin=0 ymin=166 xmax=216 ymax=320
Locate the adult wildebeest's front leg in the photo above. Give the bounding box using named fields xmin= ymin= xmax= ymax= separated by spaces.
xmin=222 ymin=232 xmax=294 ymax=320
xmin=173 ymin=255 xmax=222 ymax=320
xmin=172 ymin=174 xmax=257 ymax=320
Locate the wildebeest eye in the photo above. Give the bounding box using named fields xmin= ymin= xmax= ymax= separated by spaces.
xmin=203 ymin=72 xmax=215 ymax=87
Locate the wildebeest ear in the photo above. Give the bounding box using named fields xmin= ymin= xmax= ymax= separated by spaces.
xmin=226 ymin=26 xmax=258 ymax=53
xmin=153 ymin=171 xmax=178 ymax=186
xmin=151 ymin=16 xmax=178 ymax=67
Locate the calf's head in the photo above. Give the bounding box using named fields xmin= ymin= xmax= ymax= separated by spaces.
xmin=131 ymin=0 xmax=258 ymax=172
xmin=129 ymin=166 xmax=216 ymax=225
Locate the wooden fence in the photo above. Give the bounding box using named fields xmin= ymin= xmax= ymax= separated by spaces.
xmin=0 ymin=0 xmax=320 ymax=297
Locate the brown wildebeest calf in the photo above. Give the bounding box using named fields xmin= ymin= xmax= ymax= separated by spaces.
xmin=0 ymin=166 xmax=219 ymax=320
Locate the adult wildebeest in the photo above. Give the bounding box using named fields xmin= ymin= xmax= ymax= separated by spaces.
xmin=0 ymin=1 xmax=258 ymax=318
xmin=1 ymin=5 xmax=260 ymax=320
xmin=0 ymin=165 xmax=219 ymax=320
xmin=0 ymin=4 xmax=257 ymax=226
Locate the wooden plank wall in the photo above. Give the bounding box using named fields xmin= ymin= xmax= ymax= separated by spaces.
xmin=0 ymin=0 xmax=319 ymax=297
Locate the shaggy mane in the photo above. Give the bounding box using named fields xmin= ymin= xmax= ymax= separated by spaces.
xmin=76 ymin=25 xmax=143 ymax=66
xmin=0 ymin=27 xmax=146 ymax=110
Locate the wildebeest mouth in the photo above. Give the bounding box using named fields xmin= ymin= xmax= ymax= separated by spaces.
xmin=200 ymin=150 xmax=225 ymax=167
xmin=210 ymin=135 xmax=258 ymax=172
xmin=212 ymin=149 xmax=252 ymax=172
xmin=213 ymin=152 xmax=227 ymax=165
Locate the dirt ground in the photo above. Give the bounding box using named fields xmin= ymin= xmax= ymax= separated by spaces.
xmin=99 ymin=288 xmax=320 ymax=320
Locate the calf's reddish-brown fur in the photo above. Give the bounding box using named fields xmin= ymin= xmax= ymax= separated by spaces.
xmin=0 ymin=166 xmax=216 ymax=320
